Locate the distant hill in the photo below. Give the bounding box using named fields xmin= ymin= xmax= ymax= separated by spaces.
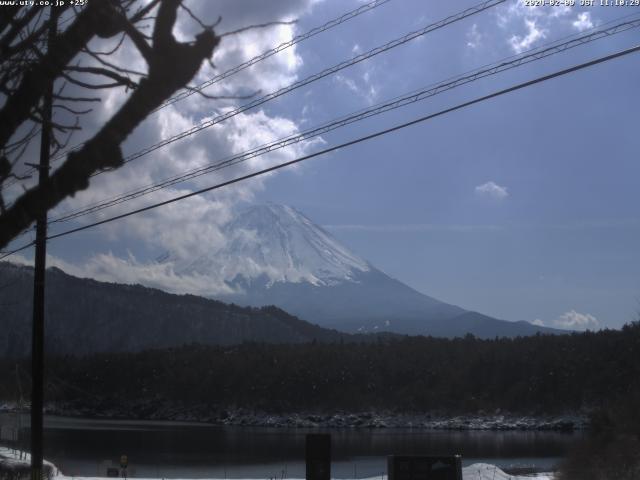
xmin=0 ymin=262 xmax=367 ymax=357
xmin=423 ymin=311 xmax=563 ymax=338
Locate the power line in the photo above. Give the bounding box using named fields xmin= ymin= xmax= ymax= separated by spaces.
xmin=158 ymin=0 xmax=392 ymax=110
xmin=4 ymin=0 xmax=392 ymax=187
xmin=3 ymin=44 xmax=638 ymax=259
xmin=46 ymin=16 xmax=640 ymax=226
xmin=18 ymin=0 xmax=507 ymax=220
xmin=109 ymin=0 xmax=505 ymax=170
xmin=6 ymin=11 xmax=639 ymax=247
xmin=21 ymin=44 xmax=638 ymax=248
xmin=0 ymin=241 xmax=34 ymax=260
xmin=2 ymin=0 xmax=508 ymax=222
xmin=35 ymin=0 xmax=503 ymax=183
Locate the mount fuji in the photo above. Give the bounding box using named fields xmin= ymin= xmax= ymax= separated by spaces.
xmin=173 ymin=204 xmax=558 ymax=338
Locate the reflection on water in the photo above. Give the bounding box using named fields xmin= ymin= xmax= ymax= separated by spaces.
xmin=0 ymin=414 xmax=580 ymax=478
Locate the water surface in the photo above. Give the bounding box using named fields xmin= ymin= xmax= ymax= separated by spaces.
xmin=0 ymin=414 xmax=580 ymax=478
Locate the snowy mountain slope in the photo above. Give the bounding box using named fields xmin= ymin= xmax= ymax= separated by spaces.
xmin=176 ymin=204 xmax=370 ymax=287
xmin=187 ymin=204 xmax=559 ymax=338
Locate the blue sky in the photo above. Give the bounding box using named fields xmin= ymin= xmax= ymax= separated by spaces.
xmin=6 ymin=0 xmax=640 ymax=330
xmin=256 ymin=0 xmax=640 ymax=329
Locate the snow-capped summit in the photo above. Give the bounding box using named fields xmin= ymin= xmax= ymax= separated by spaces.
xmin=177 ymin=204 xmax=370 ymax=287
xmin=174 ymin=203 xmax=560 ymax=338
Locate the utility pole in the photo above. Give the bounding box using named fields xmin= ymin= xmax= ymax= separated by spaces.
xmin=31 ymin=7 xmax=57 ymax=480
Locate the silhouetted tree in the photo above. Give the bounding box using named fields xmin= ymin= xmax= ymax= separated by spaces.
xmin=0 ymin=1 xmax=282 ymax=249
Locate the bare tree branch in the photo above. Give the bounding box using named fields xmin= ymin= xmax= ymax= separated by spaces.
xmin=0 ymin=0 xmax=117 ymax=151
xmin=29 ymin=112 xmax=81 ymax=132
xmin=0 ymin=6 xmax=22 ymax=33
xmin=180 ymin=3 xmax=210 ymax=30
xmin=64 ymin=66 xmax=138 ymax=89
xmin=52 ymin=104 xmax=93 ymax=116
xmin=120 ymin=19 xmax=153 ymax=63
xmin=60 ymin=74 xmax=129 ymax=90
xmin=129 ymin=0 xmax=162 ymax=24
xmin=0 ymin=7 xmax=42 ymax=61
xmin=53 ymin=94 xmax=101 ymax=103
xmin=85 ymin=32 xmax=126 ymax=56
xmin=0 ymin=0 xmax=220 ymax=248
xmin=83 ymin=47 xmax=147 ymax=76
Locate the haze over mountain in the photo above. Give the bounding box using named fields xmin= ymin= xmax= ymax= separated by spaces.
xmin=170 ymin=204 xmax=560 ymax=337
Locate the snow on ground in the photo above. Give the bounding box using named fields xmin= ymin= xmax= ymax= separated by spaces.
xmin=2 ymin=447 xmax=554 ymax=480
xmin=460 ymin=463 xmax=555 ymax=479
xmin=51 ymin=468 xmax=554 ymax=480
xmin=0 ymin=446 xmax=61 ymax=476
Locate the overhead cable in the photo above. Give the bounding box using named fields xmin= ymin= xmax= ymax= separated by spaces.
xmin=48 ymin=17 xmax=640 ymax=225
xmin=3 ymin=0 xmax=392 ymax=186
xmin=37 ymin=0 xmax=505 ymax=179
xmin=158 ymin=0 xmax=393 ymax=110
xmin=1 ymin=43 xmax=628 ymax=256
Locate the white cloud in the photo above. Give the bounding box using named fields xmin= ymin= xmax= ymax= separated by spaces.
xmin=11 ymin=252 xmax=235 ymax=297
xmin=554 ymin=310 xmax=600 ymax=330
xmin=495 ymin=1 xmax=578 ymax=54
xmin=334 ymin=68 xmax=379 ymax=106
xmin=509 ymin=19 xmax=546 ymax=54
xmin=531 ymin=319 xmax=545 ymax=326
xmin=498 ymin=1 xmax=571 ymax=23
xmin=12 ymin=0 xmax=324 ymax=292
xmin=475 ymin=181 xmax=509 ymax=200
xmin=549 ymin=5 xmax=572 ymax=19
xmin=572 ymin=12 xmax=593 ymax=32
xmin=335 ymin=74 xmax=359 ymax=94
xmin=52 ymin=107 xmax=321 ymax=263
xmin=466 ymin=24 xmax=483 ymax=49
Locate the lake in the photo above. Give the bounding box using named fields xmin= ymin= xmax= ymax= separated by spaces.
xmin=0 ymin=414 xmax=580 ymax=478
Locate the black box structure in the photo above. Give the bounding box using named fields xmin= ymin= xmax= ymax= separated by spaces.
xmin=305 ymin=433 xmax=331 ymax=480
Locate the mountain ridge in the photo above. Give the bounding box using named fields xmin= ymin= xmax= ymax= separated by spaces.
xmin=192 ymin=204 xmax=561 ymax=337
xmin=0 ymin=262 xmax=386 ymax=357
xmin=0 ymin=204 xmax=563 ymax=345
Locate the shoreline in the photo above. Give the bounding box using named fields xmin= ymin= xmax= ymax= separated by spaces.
xmin=1 ymin=404 xmax=589 ymax=431
xmin=0 ymin=447 xmax=556 ymax=480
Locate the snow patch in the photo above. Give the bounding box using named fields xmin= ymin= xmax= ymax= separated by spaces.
xmin=0 ymin=447 xmax=61 ymax=477
xmin=462 ymin=463 xmax=554 ymax=479
xmin=1 ymin=448 xmax=554 ymax=480
xmin=174 ymin=204 xmax=371 ymax=287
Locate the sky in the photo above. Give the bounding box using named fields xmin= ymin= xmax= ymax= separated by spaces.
xmin=4 ymin=0 xmax=640 ymax=331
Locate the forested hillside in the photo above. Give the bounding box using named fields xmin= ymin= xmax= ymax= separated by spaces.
xmin=0 ymin=262 xmax=366 ymax=356
xmin=1 ymin=323 xmax=638 ymax=416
